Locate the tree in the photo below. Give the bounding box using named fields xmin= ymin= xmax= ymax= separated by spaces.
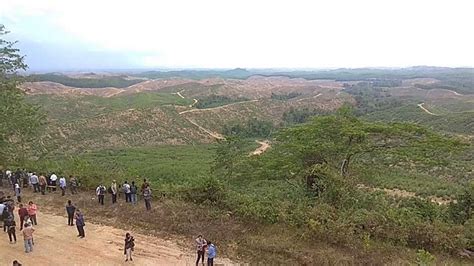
xmin=212 ymin=136 xmax=247 ymax=178
xmin=274 ymin=107 xmax=465 ymax=177
xmin=0 ymin=25 xmax=44 ymax=163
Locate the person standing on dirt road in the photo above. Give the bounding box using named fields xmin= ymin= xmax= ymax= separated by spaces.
xmin=38 ymin=174 xmax=47 ymax=195
xmin=207 ymin=241 xmax=217 ymax=266
xmin=195 ymin=235 xmax=207 ymax=266
xmin=22 ymin=222 xmax=34 ymax=253
xmin=59 ymin=176 xmax=67 ymax=196
xmin=96 ymin=184 xmax=106 ymax=205
xmin=143 ymin=185 xmax=152 ymax=211
xmin=29 ymin=173 xmax=39 ymax=193
xmin=27 ymin=201 xmax=38 ymax=225
xmin=111 ymin=180 xmax=118 ymax=204
xmin=18 ymin=204 xmax=28 ymax=230
xmin=75 ymin=209 xmax=85 ymax=238
xmin=124 ymin=232 xmax=135 ymax=262
xmin=66 ymin=200 xmax=76 ymax=226
xmin=14 ymin=183 xmax=21 ymax=202
xmin=6 ymin=217 xmax=17 ymax=244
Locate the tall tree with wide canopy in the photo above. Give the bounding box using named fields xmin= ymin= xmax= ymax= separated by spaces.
xmin=0 ymin=25 xmax=44 ymax=163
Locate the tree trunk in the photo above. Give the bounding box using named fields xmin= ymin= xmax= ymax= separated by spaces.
xmin=340 ymin=155 xmax=352 ymax=176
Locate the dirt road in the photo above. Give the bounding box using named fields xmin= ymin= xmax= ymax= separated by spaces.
xmin=250 ymin=140 xmax=270 ymax=156
xmin=0 ymin=210 xmax=230 ymax=265
xmin=179 ymin=100 xmax=259 ymax=115
xmin=417 ymin=103 xmax=438 ymax=116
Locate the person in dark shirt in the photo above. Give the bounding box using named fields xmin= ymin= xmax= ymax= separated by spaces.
xmin=17 ymin=204 xmax=28 ymax=231
xmin=75 ymin=209 xmax=85 ymax=238
xmin=66 ymin=200 xmax=76 ymax=226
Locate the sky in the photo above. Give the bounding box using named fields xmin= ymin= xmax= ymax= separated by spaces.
xmin=1 ymin=0 xmax=473 ymax=71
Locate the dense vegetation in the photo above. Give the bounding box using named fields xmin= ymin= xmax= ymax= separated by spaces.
xmin=195 ymin=94 xmax=249 ymax=109
xmin=222 ymin=118 xmax=274 ymax=138
xmin=0 ymin=25 xmax=44 ymax=163
xmin=28 ymin=73 xmax=143 ymax=88
xmin=281 ymin=107 xmax=329 ymax=125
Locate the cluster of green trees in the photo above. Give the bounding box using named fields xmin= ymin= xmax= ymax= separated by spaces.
xmin=270 ymin=92 xmax=302 ymax=100
xmin=195 ymin=94 xmax=249 ymax=109
xmin=343 ymin=82 xmax=403 ymax=115
xmin=281 ymin=107 xmax=329 ymax=125
xmin=222 ymin=118 xmax=274 ymax=138
xmin=28 ymin=73 xmax=143 ymax=88
xmin=0 ymin=25 xmax=43 ymax=163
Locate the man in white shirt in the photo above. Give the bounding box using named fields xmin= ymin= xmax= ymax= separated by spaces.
xmin=123 ymin=181 xmax=131 ymax=203
xmin=30 ymin=173 xmax=39 ymax=193
xmin=50 ymin=173 xmax=58 ymax=191
xmin=59 ymin=176 xmax=67 ymax=196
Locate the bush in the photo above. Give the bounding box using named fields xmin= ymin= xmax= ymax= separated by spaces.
xmin=171 ymin=176 xmax=227 ymax=206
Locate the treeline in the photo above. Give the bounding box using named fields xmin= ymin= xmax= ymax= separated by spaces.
xmin=343 ymin=82 xmax=403 ymax=115
xmin=222 ymin=118 xmax=274 ymax=138
xmin=270 ymin=92 xmax=302 ymax=100
xmin=282 ymin=107 xmax=329 ymax=125
xmin=28 ymin=74 xmax=143 ymax=88
xmin=195 ymin=95 xmax=249 ymax=109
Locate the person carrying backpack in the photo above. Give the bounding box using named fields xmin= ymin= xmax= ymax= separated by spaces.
xmin=96 ymin=185 xmax=106 ymax=205
xmin=123 ymin=181 xmax=131 ymax=203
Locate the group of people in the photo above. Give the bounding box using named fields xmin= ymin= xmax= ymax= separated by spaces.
xmin=95 ymin=178 xmax=153 ymax=211
xmin=0 ymin=169 xmax=79 ymax=198
xmin=0 ymin=168 xmax=220 ymax=264
xmin=195 ymin=234 xmax=217 ymax=266
xmin=0 ymin=196 xmax=37 ymax=253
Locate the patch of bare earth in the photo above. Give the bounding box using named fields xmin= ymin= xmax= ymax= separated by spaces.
xmin=357 ymin=184 xmax=455 ymax=205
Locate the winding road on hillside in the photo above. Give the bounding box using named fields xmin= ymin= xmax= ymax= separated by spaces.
xmin=179 ymin=100 xmax=259 ymax=115
xmin=417 ymin=103 xmax=438 ymax=116
xmin=174 ymin=92 xmax=260 ymax=139
xmin=250 ymin=140 xmax=271 ymax=156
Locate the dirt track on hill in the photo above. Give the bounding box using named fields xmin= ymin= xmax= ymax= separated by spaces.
xmin=417 ymin=103 xmax=438 ymax=116
xmin=250 ymin=140 xmax=270 ymax=156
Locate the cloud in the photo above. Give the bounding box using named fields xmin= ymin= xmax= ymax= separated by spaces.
xmin=1 ymin=0 xmax=473 ymax=69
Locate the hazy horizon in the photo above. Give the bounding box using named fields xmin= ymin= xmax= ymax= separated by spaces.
xmin=1 ymin=0 xmax=473 ymax=71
